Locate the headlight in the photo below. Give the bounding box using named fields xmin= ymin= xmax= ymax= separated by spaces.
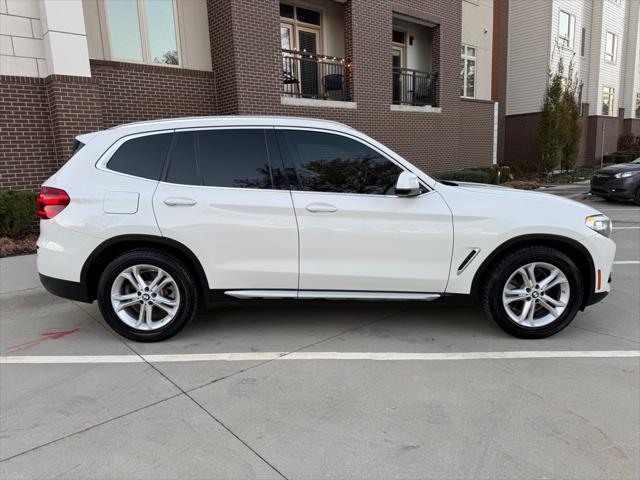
xmin=614 ymin=171 xmax=640 ymax=179
xmin=585 ymin=214 xmax=612 ymax=238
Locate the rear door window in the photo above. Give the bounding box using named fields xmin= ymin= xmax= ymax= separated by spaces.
xmin=165 ymin=131 xmax=199 ymax=185
xmin=196 ymin=129 xmax=274 ymax=189
xmin=107 ymin=133 xmax=172 ymax=180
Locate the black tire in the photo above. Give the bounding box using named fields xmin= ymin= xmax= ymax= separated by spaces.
xmin=634 ymin=187 xmax=640 ymax=206
xmin=481 ymin=246 xmax=584 ymax=339
xmin=97 ymin=250 xmax=198 ymax=342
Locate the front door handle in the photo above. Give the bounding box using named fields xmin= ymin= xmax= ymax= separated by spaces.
xmin=164 ymin=197 xmax=196 ymax=207
xmin=306 ymin=203 xmax=338 ymax=213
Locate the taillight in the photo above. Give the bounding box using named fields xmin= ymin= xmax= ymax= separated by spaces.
xmin=36 ymin=187 xmax=70 ymax=219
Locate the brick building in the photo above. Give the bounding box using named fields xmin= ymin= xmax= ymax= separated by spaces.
xmin=1 ymin=0 xmax=498 ymax=191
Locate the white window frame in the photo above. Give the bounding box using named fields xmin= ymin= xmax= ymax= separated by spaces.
xmin=558 ymin=10 xmax=575 ymax=48
xmin=605 ymin=31 xmax=618 ymax=63
xmin=461 ymin=44 xmax=476 ymax=99
xmin=602 ymin=87 xmax=615 ymax=116
xmin=101 ymin=0 xmax=182 ymax=67
xmin=279 ymin=2 xmax=324 ymax=54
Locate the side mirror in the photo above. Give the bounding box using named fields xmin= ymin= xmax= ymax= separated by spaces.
xmin=395 ymin=171 xmax=421 ymax=197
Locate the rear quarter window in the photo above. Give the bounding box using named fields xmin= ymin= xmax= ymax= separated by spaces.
xmin=107 ymin=133 xmax=172 ymax=180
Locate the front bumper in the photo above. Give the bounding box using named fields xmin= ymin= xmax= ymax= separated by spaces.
xmin=579 ymin=232 xmax=616 ymax=307
xmin=585 ymin=289 xmax=609 ymax=307
xmin=590 ymin=176 xmax=639 ymax=200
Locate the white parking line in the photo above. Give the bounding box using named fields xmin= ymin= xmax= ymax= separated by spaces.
xmin=1 ymin=350 xmax=639 ymax=364
xmin=613 ymin=261 xmax=640 ymax=265
xmin=613 ymin=226 xmax=640 ymax=230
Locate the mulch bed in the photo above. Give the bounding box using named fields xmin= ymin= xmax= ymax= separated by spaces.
xmin=0 ymin=233 xmax=38 ymax=258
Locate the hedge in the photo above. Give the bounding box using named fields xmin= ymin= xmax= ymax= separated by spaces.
xmin=0 ymin=191 xmax=36 ymax=237
xmin=604 ymin=151 xmax=639 ymax=164
xmin=433 ymin=169 xmax=491 ymax=184
xmin=465 ymin=165 xmax=511 ymax=184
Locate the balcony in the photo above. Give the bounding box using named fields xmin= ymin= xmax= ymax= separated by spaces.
xmin=282 ymin=49 xmax=349 ymax=101
xmin=392 ymin=68 xmax=438 ymax=107
xmin=391 ymin=14 xmax=439 ymax=108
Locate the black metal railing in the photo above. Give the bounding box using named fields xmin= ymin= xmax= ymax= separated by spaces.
xmin=282 ymin=49 xmax=349 ymax=101
xmin=392 ymin=67 xmax=438 ymax=107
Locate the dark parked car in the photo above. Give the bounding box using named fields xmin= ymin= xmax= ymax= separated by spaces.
xmin=590 ymin=158 xmax=640 ymax=205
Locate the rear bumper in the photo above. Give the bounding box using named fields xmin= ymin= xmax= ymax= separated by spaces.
xmin=39 ymin=274 xmax=92 ymax=303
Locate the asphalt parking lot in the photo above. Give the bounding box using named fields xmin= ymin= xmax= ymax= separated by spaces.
xmin=1 ymin=184 xmax=639 ymax=480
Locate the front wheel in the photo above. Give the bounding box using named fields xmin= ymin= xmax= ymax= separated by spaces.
xmin=481 ymin=246 xmax=584 ymax=338
xmin=97 ymin=250 xmax=198 ymax=342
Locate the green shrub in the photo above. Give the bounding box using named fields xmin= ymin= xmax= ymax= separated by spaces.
xmin=0 ymin=191 xmax=36 ymax=237
xmin=466 ymin=165 xmax=511 ymax=184
xmin=603 ymin=154 xmax=613 ymax=164
xmin=433 ymin=170 xmax=491 ymax=184
xmin=611 ymin=152 xmax=637 ymax=164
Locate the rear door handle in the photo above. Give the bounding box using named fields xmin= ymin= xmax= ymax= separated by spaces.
xmin=306 ymin=203 xmax=338 ymax=213
xmin=164 ymin=197 xmax=196 ymax=207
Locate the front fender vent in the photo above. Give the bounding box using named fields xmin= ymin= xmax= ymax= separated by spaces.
xmin=457 ymin=249 xmax=480 ymax=275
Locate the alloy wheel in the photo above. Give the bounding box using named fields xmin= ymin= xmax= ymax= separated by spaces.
xmin=110 ymin=264 xmax=180 ymax=331
xmin=502 ymin=261 xmax=571 ymax=328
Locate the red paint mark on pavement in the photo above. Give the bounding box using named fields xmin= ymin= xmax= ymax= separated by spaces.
xmin=41 ymin=328 xmax=80 ymax=340
xmin=6 ymin=328 xmax=80 ymax=353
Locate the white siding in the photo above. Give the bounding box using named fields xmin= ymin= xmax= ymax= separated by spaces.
xmin=506 ymin=0 xmax=553 ymax=115
xmin=550 ymin=0 xmax=592 ymax=103
xmin=621 ymin=0 xmax=640 ymax=118
xmin=461 ymin=0 xmax=493 ymax=101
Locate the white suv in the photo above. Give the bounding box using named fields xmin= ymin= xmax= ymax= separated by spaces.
xmin=37 ymin=116 xmax=615 ymax=342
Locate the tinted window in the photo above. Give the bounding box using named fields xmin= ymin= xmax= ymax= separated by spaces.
xmin=107 ymin=133 xmax=172 ymax=180
xmin=296 ymin=7 xmax=320 ymax=25
xmin=279 ymin=3 xmax=294 ymax=18
xmin=166 ymin=131 xmax=199 ymax=185
xmin=197 ymin=129 xmax=273 ymax=189
xmin=279 ymin=130 xmax=402 ymax=195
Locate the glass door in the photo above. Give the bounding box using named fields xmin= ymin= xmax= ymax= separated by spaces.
xmin=298 ymin=27 xmax=319 ymax=98
xmin=392 ymin=47 xmax=404 ymax=103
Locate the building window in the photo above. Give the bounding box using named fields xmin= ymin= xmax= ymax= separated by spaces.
xmin=460 ymin=45 xmax=476 ymax=98
xmin=602 ymin=87 xmax=615 ymax=116
xmin=280 ymin=3 xmax=322 ymax=54
xmin=104 ymin=0 xmax=179 ymax=66
xmin=558 ymin=10 xmax=575 ymax=48
xmin=636 ymin=93 xmax=640 ymax=119
xmin=580 ymin=27 xmax=586 ymax=56
xmin=605 ymin=31 xmax=617 ymax=63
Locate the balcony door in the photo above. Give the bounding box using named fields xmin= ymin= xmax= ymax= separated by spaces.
xmin=280 ymin=3 xmax=322 ymax=98
xmin=392 ymin=47 xmax=404 ymax=103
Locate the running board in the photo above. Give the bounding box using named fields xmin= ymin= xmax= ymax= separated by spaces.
xmin=224 ymin=290 xmax=441 ymax=301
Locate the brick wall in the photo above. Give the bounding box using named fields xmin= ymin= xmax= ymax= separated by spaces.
xmin=45 ymin=75 xmax=104 ymax=163
xmin=206 ymin=0 xmax=494 ymax=174
xmin=0 ymin=76 xmax=55 ymax=190
xmin=90 ymin=60 xmax=217 ymax=127
xmin=1 ymin=61 xmax=217 ymax=190
xmin=460 ymin=99 xmax=495 ymax=168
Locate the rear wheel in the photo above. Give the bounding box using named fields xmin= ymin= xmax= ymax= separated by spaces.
xmin=481 ymin=246 xmax=584 ymax=338
xmin=97 ymin=250 xmax=197 ymax=342
xmin=634 ymin=187 xmax=640 ymax=206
